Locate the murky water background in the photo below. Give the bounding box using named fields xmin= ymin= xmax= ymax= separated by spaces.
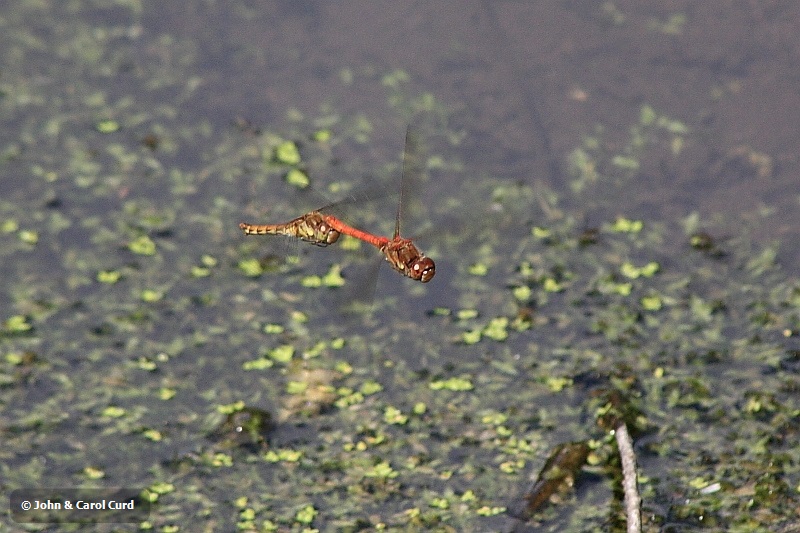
xmin=2 ymin=1 xmax=799 ymax=531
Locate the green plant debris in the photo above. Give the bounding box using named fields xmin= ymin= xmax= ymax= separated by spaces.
xmin=243 ymin=357 xmax=273 ymax=371
xmin=159 ymin=388 xmax=176 ymax=400
xmin=611 ymin=217 xmax=643 ymax=233
xmin=268 ymin=344 xmax=295 ymax=363
xmin=209 ymin=452 xmax=233 ymax=467
xmin=136 ymin=357 xmax=157 ymax=371
xmin=18 ymin=229 xmax=39 ymax=245
xmin=360 ymin=380 xmax=383 ymax=395
xmin=295 ymin=504 xmax=317 ymax=524
xmin=263 ymin=323 xmax=284 ymax=334
xmin=290 ymin=311 xmax=308 ymax=323
xmin=430 ymin=376 xmax=474 ymax=391
xmin=191 ymin=265 xmax=211 ymax=277
xmin=95 ymin=119 xmax=120 ymax=133
xmin=101 ymin=406 xmax=126 ymax=418
xmin=365 ymin=461 xmax=399 ymax=480
xmin=468 ymin=262 xmax=488 ymax=276
xmin=641 ymin=293 xmax=663 ymax=311
xmin=286 ymin=381 xmax=307 ymax=394
xmin=544 ymin=376 xmax=573 ymax=392
xmin=321 ymin=264 xmax=345 ymax=287
xmin=620 ymin=261 xmax=660 ymax=278
xmin=264 ymin=448 xmax=303 ymax=463
xmin=285 ymin=168 xmax=310 ymax=188
xmin=383 ymin=405 xmax=408 ymax=425
xmin=542 ymin=277 xmax=564 ymax=292
xmin=567 ymin=147 xmax=599 ymax=191
xmin=143 ymin=483 xmax=174 ymax=503
xmin=97 ymin=269 xmax=122 ymax=283
xmin=532 ymin=226 xmax=552 ymax=239
xmin=483 ymin=317 xmax=509 ymax=341
xmin=313 ymin=129 xmax=332 ymax=142
xmin=335 ymin=388 xmax=364 ymax=408
xmin=274 ymin=140 xmax=301 ymax=165
xmin=429 ymin=497 xmax=450 ymax=509
xmin=5 ymin=352 xmax=25 ymax=365
xmin=83 ymin=467 xmax=105 ymax=480
xmin=4 ymin=315 xmax=32 ymax=333
xmin=301 ymin=274 xmax=322 ymax=287
xmin=140 ymin=288 xmax=163 ymax=302
xmin=476 ymin=506 xmax=507 ymax=516
xmin=128 ymin=235 xmax=157 ymax=255
xmin=217 ymin=401 xmax=246 ymax=415
xmin=512 ymin=285 xmax=532 ymax=301
xmin=331 ymin=337 xmax=346 ymax=349
xmin=238 ymin=258 xmax=263 ymax=277
xmin=2 ymin=219 xmax=19 ymax=233
xmin=461 ymin=329 xmax=481 ymax=345
xmin=482 ymin=411 xmax=508 ymax=426
xmin=611 ymin=155 xmax=640 ymax=170
xmin=143 ymin=429 xmax=163 ymax=442
xmin=303 ymin=341 xmax=326 ymax=358
xmin=334 ymin=360 xmax=352 ymax=374
xmin=457 ymin=309 xmax=479 ymax=320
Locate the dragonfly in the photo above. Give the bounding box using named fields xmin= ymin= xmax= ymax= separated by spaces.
xmin=239 ymin=129 xmax=435 ymax=283
xmin=238 ymin=211 xmax=340 ymax=247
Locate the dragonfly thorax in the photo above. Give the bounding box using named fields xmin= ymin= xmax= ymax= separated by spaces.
xmin=295 ymin=211 xmax=341 ymax=246
xmin=382 ymin=238 xmax=436 ymax=283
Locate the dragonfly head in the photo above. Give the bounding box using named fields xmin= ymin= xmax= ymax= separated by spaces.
xmin=412 ymin=256 xmax=435 ymax=283
xmin=319 ymin=224 xmax=341 ymax=245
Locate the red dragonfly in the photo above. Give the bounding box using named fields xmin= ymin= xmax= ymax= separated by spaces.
xmin=239 ymin=129 xmax=435 ymax=283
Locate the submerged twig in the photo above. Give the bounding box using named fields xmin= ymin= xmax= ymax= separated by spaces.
xmin=615 ymin=422 xmax=641 ymax=533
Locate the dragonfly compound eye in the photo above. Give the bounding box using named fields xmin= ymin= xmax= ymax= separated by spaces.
xmin=322 ymin=226 xmax=340 ymax=245
xmin=414 ymin=257 xmax=435 ymax=283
